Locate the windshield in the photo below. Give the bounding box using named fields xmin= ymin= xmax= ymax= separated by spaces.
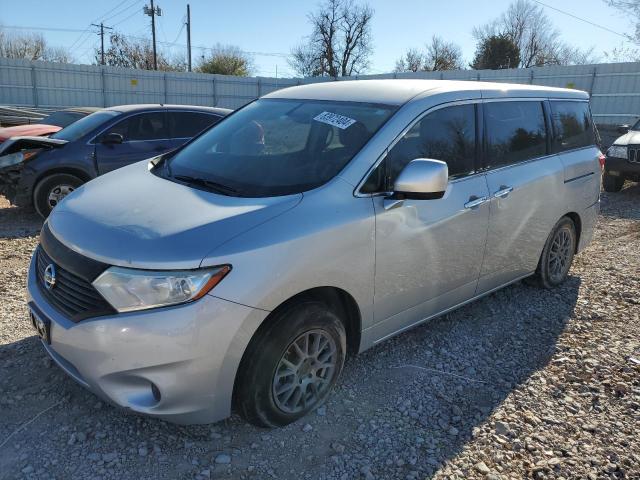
xmin=162 ymin=98 xmax=396 ymax=197
xmin=632 ymin=118 xmax=640 ymax=131
xmin=40 ymin=111 xmax=85 ymax=128
xmin=51 ymin=110 xmax=120 ymax=142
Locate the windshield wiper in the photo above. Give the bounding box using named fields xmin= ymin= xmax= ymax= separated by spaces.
xmin=173 ymin=174 xmax=239 ymax=196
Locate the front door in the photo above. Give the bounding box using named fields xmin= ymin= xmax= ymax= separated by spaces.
xmin=95 ymin=111 xmax=170 ymax=175
xmin=367 ymin=103 xmax=491 ymax=341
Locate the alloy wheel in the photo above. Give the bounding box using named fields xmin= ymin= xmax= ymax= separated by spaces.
xmin=548 ymin=227 xmax=573 ymax=283
xmin=272 ymin=329 xmax=338 ymax=414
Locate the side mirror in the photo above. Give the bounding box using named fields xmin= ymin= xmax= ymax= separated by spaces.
xmin=101 ymin=132 xmax=124 ymax=145
xmin=392 ymin=158 xmax=448 ymax=200
xmin=617 ymin=124 xmax=630 ymax=135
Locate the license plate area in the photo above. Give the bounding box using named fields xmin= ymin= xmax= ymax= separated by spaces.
xmin=30 ymin=308 xmax=51 ymax=344
xmin=608 ymin=170 xmax=620 ymax=176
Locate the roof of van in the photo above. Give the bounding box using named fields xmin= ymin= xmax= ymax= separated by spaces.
xmin=264 ymin=79 xmax=589 ymax=105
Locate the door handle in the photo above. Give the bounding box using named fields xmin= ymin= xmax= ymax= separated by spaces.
xmin=464 ymin=196 xmax=489 ymax=209
xmin=493 ymin=186 xmax=514 ymax=198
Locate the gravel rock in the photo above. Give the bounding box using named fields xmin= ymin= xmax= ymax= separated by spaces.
xmin=214 ymin=454 xmax=231 ymax=464
xmin=1 ymin=186 xmax=639 ymax=480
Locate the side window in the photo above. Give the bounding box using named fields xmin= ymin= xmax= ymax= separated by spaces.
xmin=365 ymin=104 xmax=476 ymax=192
xmin=169 ymin=112 xmax=220 ymax=138
xmin=550 ymin=101 xmax=595 ymax=152
xmin=105 ymin=112 xmax=167 ymax=142
xmin=484 ymin=101 xmax=547 ymax=168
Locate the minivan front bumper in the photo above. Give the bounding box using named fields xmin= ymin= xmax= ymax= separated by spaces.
xmin=26 ymin=252 xmax=269 ymax=425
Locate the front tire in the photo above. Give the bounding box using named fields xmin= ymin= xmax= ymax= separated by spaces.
xmin=235 ymin=301 xmax=346 ymax=427
xmin=529 ymin=217 xmax=577 ymax=289
xmin=33 ymin=173 xmax=84 ymax=218
xmin=602 ymin=171 xmax=624 ymax=192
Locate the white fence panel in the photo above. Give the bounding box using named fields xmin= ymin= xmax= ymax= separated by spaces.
xmin=1 ymin=57 xmax=639 ymax=125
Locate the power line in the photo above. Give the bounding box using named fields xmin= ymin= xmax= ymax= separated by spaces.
xmin=1 ymin=24 xmax=293 ymax=58
xmin=69 ymin=0 xmax=142 ymax=52
xmin=111 ymin=8 xmax=141 ymax=28
xmin=103 ymin=0 xmax=143 ymax=23
xmin=532 ymin=0 xmax=639 ymax=44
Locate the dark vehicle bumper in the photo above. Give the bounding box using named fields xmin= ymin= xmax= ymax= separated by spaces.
xmin=0 ymin=163 xmax=34 ymax=207
xmin=605 ymin=156 xmax=640 ymax=181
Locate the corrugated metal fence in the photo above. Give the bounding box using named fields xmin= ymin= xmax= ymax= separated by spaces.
xmin=1 ymin=57 xmax=640 ymax=125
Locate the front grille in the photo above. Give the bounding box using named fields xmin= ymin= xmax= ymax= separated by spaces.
xmin=35 ymin=246 xmax=116 ymax=321
xmin=629 ymin=145 xmax=640 ymax=163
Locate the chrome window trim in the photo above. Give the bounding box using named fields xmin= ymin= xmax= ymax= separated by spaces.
xmin=354 ymin=99 xmax=481 ymax=197
xmin=87 ymin=110 xmax=221 ymax=146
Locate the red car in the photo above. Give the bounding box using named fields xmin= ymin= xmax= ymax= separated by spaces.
xmin=0 ymin=107 xmax=99 ymax=143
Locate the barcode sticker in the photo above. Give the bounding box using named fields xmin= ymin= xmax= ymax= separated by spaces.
xmin=313 ymin=111 xmax=357 ymax=130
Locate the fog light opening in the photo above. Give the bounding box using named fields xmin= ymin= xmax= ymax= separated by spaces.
xmin=151 ymin=382 xmax=161 ymax=402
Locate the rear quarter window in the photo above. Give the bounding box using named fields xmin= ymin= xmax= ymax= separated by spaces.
xmin=550 ymin=101 xmax=595 ymax=153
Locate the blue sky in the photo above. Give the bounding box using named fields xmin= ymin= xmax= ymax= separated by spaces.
xmin=0 ymin=0 xmax=635 ymax=77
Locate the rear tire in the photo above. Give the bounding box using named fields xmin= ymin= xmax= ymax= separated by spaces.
xmin=602 ymin=172 xmax=624 ymax=192
xmin=235 ymin=301 xmax=346 ymax=427
xmin=528 ymin=217 xmax=577 ymax=289
xmin=33 ymin=173 xmax=84 ymax=218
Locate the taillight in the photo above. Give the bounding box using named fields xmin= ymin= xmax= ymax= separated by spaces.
xmin=598 ymin=153 xmax=606 ymax=170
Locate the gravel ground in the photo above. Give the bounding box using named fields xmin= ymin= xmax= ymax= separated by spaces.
xmin=0 ymin=185 xmax=639 ymax=480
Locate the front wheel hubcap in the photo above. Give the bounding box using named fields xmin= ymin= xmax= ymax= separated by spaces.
xmin=47 ymin=184 xmax=75 ymax=208
xmin=272 ymin=329 xmax=338 ymax=414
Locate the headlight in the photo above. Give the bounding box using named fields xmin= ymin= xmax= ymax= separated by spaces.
xmin=93 ymin=265 xmax=231 ymax=312
xmin=607 ymin=145 xmax=628 ymax=159
xmin=0 ymin=149 xmax=40 ymax=169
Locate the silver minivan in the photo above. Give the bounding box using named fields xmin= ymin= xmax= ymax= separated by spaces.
xmin=27 ymin=80 xmax=601 ymax=427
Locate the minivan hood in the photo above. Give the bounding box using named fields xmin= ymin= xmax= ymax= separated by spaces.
xmin=48 ymin=161 xmax=302 ymax=269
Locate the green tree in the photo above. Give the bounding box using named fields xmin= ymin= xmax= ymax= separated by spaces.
xmin=471 ymin=34 xmax=521 ymax=70
xmin=197 ymin=44 xmax=254 ymax=76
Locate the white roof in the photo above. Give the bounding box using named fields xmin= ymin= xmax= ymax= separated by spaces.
xmin=264 ymin=79 xmax=588 ymax=105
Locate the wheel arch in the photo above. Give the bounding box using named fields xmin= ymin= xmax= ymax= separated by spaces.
xmin=231 ymin=286 xmax=362 ymax=403
xmin=34 ymin=167 xmax=93 ymax=191
xmin=564 ymin=211 xmax=582 ymax=253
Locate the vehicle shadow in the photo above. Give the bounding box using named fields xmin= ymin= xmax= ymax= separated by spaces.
xmin=0 ymin=197 xmax=42 ymax=239
xmin=0 ymin=276 xmax=580 ymax=479
xmin=600 ymin=182 xmax=640 ymax=221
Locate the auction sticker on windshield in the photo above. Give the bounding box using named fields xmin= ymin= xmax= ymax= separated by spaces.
xmin=313 ymin=111 xmax=357 ymax=130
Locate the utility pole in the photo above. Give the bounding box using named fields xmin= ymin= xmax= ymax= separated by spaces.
xmin=186 ymin=4 xmax=192 ymax=72
xmin=91 ymin=22 xmax=113 ymax=66
xmin=143 ymin=0 xmax=162 ymax=70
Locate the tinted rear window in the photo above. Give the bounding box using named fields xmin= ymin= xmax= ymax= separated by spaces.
xmin=168 ymin=112 xmax=220 ymax=138
xmin=484 ymin=101 xmax=547 ymax=168
xmin=40 ymin=111 xmax=85 ymax=128
xmin=550 ymin=101 xmax=595 ymax=152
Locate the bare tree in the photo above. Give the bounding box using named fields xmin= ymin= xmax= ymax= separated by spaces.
xmin=424 ymin=36 xmax=464 ymax=71
xmin=289 ymin=0 xmax=373 ymax=78
xmin=473 ymin=0 xmax=594 ymax=67
xmin=0 ymin=28 xmax=73 ymax=63
xmin=394 ymin=48 xmax=424 ymax=73
xmin=603 ymin=1 xmax=640 ymax=60
xmin=394 ymin=36 xmax=463 ymax=72
xmin=197 ymin=44 xmax=254 ymax=76
xmin=98 ymin=33 xmax=181 ymax=71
